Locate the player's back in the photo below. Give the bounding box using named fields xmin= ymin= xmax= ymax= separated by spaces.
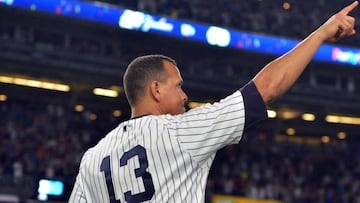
xmin=75 ymin=115 xmax=211 ymax=202
xmin=69 ymin=90 xmax=247 ymax=203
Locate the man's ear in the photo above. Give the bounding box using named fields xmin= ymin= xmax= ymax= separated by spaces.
xmin=150 ymin=80 xmax=161 ymax=102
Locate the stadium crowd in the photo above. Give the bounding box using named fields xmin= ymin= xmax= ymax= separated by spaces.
xmin=97 ymin=0 xmax=360 ymax=47
xmin=1 ymin=98 xmax=360 ymax=202
xmin=1 ymin=0 xmax=360 ymax=202
xmin=207 ymin=133 xmax=360 ymax=203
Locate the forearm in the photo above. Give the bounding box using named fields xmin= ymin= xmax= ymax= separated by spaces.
xmin=252 ymin=31 xmax=324 ymax=103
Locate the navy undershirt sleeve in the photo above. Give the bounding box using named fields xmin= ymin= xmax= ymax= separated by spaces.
xmin=240 ymin=81 xmax=268 ymax=130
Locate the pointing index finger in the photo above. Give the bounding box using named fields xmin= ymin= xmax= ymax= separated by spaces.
xmin=339 ymin=1 xmax=359 ymax=15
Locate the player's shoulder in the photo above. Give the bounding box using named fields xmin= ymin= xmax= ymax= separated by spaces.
xmin=82 ymin=121 xmax=127 ymax=151
xmin=132 ymin=114 xmax=177 ymax=124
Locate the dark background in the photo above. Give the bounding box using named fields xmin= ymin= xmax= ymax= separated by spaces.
xmin=1 ymin=0 xmax=360 ymax=202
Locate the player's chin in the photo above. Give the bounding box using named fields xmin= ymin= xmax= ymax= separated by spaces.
xmin=176 ymin=106 xmax=186 ymax=115
xmin=181 ymin=107 xmax=186 ymax=114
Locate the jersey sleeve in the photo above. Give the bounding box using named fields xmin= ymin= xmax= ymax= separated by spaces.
xmin=68 ymin=150 xmax=91 ymax=203
xmin=240 ymin=81 xmax=268 ymax=129
xmin=68 ymin=173 xmax=87 ymax=203
xmin=167 ymin=81 xmax=267 ymax=164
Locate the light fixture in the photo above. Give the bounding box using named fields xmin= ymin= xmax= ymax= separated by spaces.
xmin=337 ymin=132 xmax=346 ymax=140
xmin=286 ymin=128 xmax=296 ymax=135
xmin=93 ymin=88 xmax=118 ymax=97
xmin=0 ymin=75 xmax=70 ymax=92
xmin=321 ymin=136 xmax=330 ymax=143
xmin=325 ymin=114 xmax=360 ymax=125
xmin=0 ymin=94 xmax=7 ymax=101
xmin=113 ymin=110 xmax=122 ymax=117
xmin=267 ymin=109 xmax=277 ymax=118
xmin=74 ymin=105 xmax=84 ymax=112
xmin=302 ymin=113 xmax=315 ymax=121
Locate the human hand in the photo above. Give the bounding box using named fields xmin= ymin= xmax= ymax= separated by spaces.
xmin=317 ymin=1 xmax=358 ymax=42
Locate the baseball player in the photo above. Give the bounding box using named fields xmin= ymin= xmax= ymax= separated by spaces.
xmin=69 ymin=1 xmax=358 ymax=202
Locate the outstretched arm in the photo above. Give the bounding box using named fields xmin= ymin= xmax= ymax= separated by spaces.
xmin=252 ymin=1 xmax=358 ymax=103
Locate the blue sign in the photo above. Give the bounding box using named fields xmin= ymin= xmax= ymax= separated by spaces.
xmin=2 ymin=0 xmax=360 ymax=66
xmin=37 ymin=179 xmax=64 ymax=201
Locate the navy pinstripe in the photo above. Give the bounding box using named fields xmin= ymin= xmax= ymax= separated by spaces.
xmin=69 ymin=81 xmax=267 ymax=203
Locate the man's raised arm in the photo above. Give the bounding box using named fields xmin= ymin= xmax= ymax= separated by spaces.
xmin=252 ymin=1 xmax=358 ymax=103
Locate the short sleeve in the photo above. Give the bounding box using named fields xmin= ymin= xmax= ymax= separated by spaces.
xmin=68 ymin=173 xmax=87 ymax=203
xmin=240 ymin=81 xmax=268 ymax=130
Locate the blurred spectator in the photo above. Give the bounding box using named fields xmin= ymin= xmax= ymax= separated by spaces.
xmin=1 ymin=1 xmax=360 ymax=202
xmin=2 ymin=98 xmax=360 ymax=203
xmin=111 ymin=0 xmax=360 ymax=47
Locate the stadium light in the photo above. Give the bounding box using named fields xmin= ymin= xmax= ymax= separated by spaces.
xmin=113 ymin=110 xmax=122 ymax=117
xmin=321 ymin=135 xmax=331 ymax=143
xmin=337 ymin=132 xmax=347 ymax=139
xmin=286 ymin=128 xmax=296 ymax=136
xmin=93 ymin=88 xmax=118 ymax=97
xmin=267 ymin=110 xmax=277 ymax=118
xmin=0 ymin=94 xmax=7 ymax=101
xmin=0 ymin=75 xmax=70 ymax=92
xmin=74 ymin=105 xmax=84 ymax=112
xmin=279 ymin=110 xmax=300 ymax=120
xmin=325 ymin=114 xmax=360 ymax=125
xmin=302 ymin=113 xmax=316 ymax=121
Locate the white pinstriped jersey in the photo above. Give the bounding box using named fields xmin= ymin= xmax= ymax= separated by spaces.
xmin=69 ymin=82 xmax=267 ymax=203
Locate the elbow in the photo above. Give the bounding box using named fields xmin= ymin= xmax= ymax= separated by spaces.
xmin=265 ymin=84 xmax=283 ymax=103
xmin=260 ymin=86 xmax=281 ymax=103
xmin=253 ymin=78 xmax=284 ymax=103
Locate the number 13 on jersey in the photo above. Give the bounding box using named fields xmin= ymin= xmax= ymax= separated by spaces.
xmin=100 ymin=145 xmax=155 ymax=203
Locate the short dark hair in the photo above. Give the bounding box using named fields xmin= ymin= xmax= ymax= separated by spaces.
xmin=123 ymin=54 xmax=177 ymax=107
